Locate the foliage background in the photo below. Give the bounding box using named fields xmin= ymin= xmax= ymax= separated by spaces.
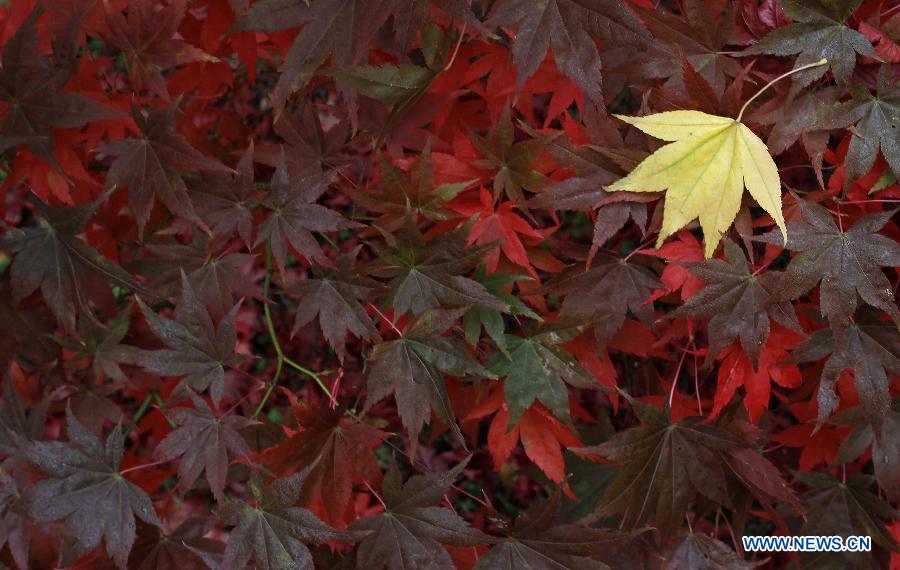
xmin=0 ymin=0 xmax=898 ymax=568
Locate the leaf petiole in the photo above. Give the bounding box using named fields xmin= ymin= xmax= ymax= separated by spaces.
xmin=253 ymin=240 xmax=337 ymax=418
xmin=736 ymin=58 xmax=828 ymax=122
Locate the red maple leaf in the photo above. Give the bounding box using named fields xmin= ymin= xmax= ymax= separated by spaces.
xmin=466 ymin=388 xmax=581 ymax=484
xmin=244 ymin=389 xmax=387 ymax=525
xmin=712 ymin=325 xmax=804 ymax=422
xmin=448 ymin=187 xmax=549 ymax=276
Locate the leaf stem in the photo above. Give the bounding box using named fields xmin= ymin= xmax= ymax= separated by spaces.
xmin=119 ymin=458 xmax=172 ymax=476
xmin=253 ymin=241 xmax=337 ymax=418
xmin=123 ymin=392 xmax=156 ymax=438
xmin=736 ymin=58 xmax=828 ymax=122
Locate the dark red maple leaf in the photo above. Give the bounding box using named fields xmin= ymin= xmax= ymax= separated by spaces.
xmin=673 ymin=238 xmax=802 ymax=367
xmin=349 ymin=458 xmax=490 ymax=569
xmin=486 ymin=0 xmax=647 ymax=100
xmin=469 ymin=106 xmax=550 ymax=208
xmin=100 ymin=0 xmax=206 ymax=99
xmin=257 ymin=105 xmax=352 ymax=177
xmin=636 ymin=0 xmax=743 ymax=94
xmin=135 ymin=273 xmax=248 ymax=406
xmin=0 ymin=194 xmax=143 ymax=332
xmin=790 ymin=308 xmax=900 ymax=436
xmin=0 ymin=378 xmax=48 ymax=458
xmin=758 ymin=198 xmax=900 ymax=342
xmin=254 ymin=150 xmax=360 ymax=271
xmin=103 ymin=103 xmax=231 ymax=239
xmin=365 ymin=307 xmax=494 ymax=445
xmin=186 ymin=143 xmax=258 ymax=247
xmin=144 ymin=233 xmax=258 ymax=321
xmin=23 ymin=408 xmax=161 ymax=569
xmin=345 ymin=146 xmax=475 ymax=231
xmin=576 ymin=396 xmax=802 ymax=538
xmin=127 ymin=518 xmax=223 ymax=570
xmin=0 ymin=468 xmax=30 ymax=570
xmin=155 ymin=390 xmax=256 ymax=503
xmin=247 ymin=397 xmax=386 ymax=525
xmin=286 ymin=250 xmax=384 ymax=362
xmin=536 ymin=252 xmax=660 ymax=351
xmin=368 ymin=218 xmax=508 ymax=317
xmin=217 ymin=465 xmax=356 ymax=570
xmin=475 ymin=490 xmax=639 ymax=569
xmin=50 ymin=308 xmax=140 ymax=383
xmin=0 ymin=7 xmax=117 ymax=171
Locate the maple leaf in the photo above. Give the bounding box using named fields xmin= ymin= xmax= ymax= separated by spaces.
xmin=248 ymin=400 xmax=386 ymax=525
xmin=345 ymin=146 xmax=474 ymax=230
xmin=637 ymin=0 xmax=743 ymax=94
xmin=0 ymin=7 xmax=117 ymax=169
xmin=832 ymin=404 xmax=900 ymax=500
xmin=462 ymin=269 xmax=541 ymax=355
xmin=23 ymin=408 xmax=161 ymax=569
xmin=487 ymin=332 xmax=595 ymax=425
xmin=577 ymin=397 xmax=801 ymax=537
xmin=755 ymin=85 xmax=841 ymax=187
xmin=261 ymin=105 xmax=352 ymax=175
xmin=100 ymin=0 xmax=206 ymax=99
xmin=470 ymin=106 xmax=550 ymax=207
xmin=387 ymin=0 xmax=488 ymax=52
xmin=739 ymin=0 xmax=876 ymax=88
xmin=606 ymin=110 xmax=786 ymax=258
xmin=712 ymin=326 xmax=802 ymax=422
xmin=188 ymin=143 xmax=258 ymax=247
xmin=145 ymin=234 xmax=257 ymax=321
xmin=0 ymin=378 xmax=48 ymax=457
xmin=103 ymin=103 xmax=231 ymax=239
xmin=365 ymin=308 xmax=494 ymax=444
xmin=235 ymin=0 xmax=390 ymax=107
xmin=859 ymin=17 xmax=900 ymax=63
xmin=486 ymin=0 xmax=647 ymax=100
xmin=757 ymin=199 xmax=900 ymax=338
xmin=135 ymin=273 xmax=249 ymax=406
xmin=527 ymin=111 xmax=651 ymax=257
xmin=218 ymin=465 xmax=353 ymax=570
xmin=467 ymin=389 xmax=582 ymax=483
xmin=0 ymin=468 xmax=29 ymax=570
xmin=50 ymin=308 xmax=140 ymax=383
xmin=536 ymin=253 xmax=660 ymax=351
xmin=0 ymin=280 xmax=58 ymax=372
xmin=127 ymin=518 xmax=223 ymax=570
xmin=664 ymin=533 xmax=760 ymax=570
xmin=156 ymin=390 xmax=255 ymax=503
xmin=449 ymin=187 xmax=546 ymax=275
xmin=790 ymin=309 xmax=900 ymax=436
xmin=673 ymin=238 xmax=802 ymax=366
xmin=329 ymin=63 xmax=436 ymax=105
xmin=254 ymin=151 xmax=360 ymax=271
xmin=369 ymin=218 xmax=507 ymax=317
xmin=823 ymin=66 xmax=900 ymax=187
xmin=475 ymin=491 xmax=636 ymax=570
xmin=349 ymin=458 xmax=490 ymax=569
xmin=286 ymin=251 xmax=383 ymax=362
xmin=795 ymin=472 xmax=899 ymax=569
xmin=0 ymin=195 xmax=143 ymax=332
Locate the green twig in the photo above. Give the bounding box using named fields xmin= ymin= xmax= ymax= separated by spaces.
xmin=152 ymin=391 xmax=177 ymax=428
xmin=123 ymin=392 xmax=155 ymax=438
xmin=253 ymin=241 xmax=337 ymax=418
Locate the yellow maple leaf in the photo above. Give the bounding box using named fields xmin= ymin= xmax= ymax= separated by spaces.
xmin=606 ymin=110 xmax=786 ymax=258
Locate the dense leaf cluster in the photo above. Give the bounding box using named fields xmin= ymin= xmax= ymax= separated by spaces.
xmin=0 ymin=0 xmax=898 ymax=568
